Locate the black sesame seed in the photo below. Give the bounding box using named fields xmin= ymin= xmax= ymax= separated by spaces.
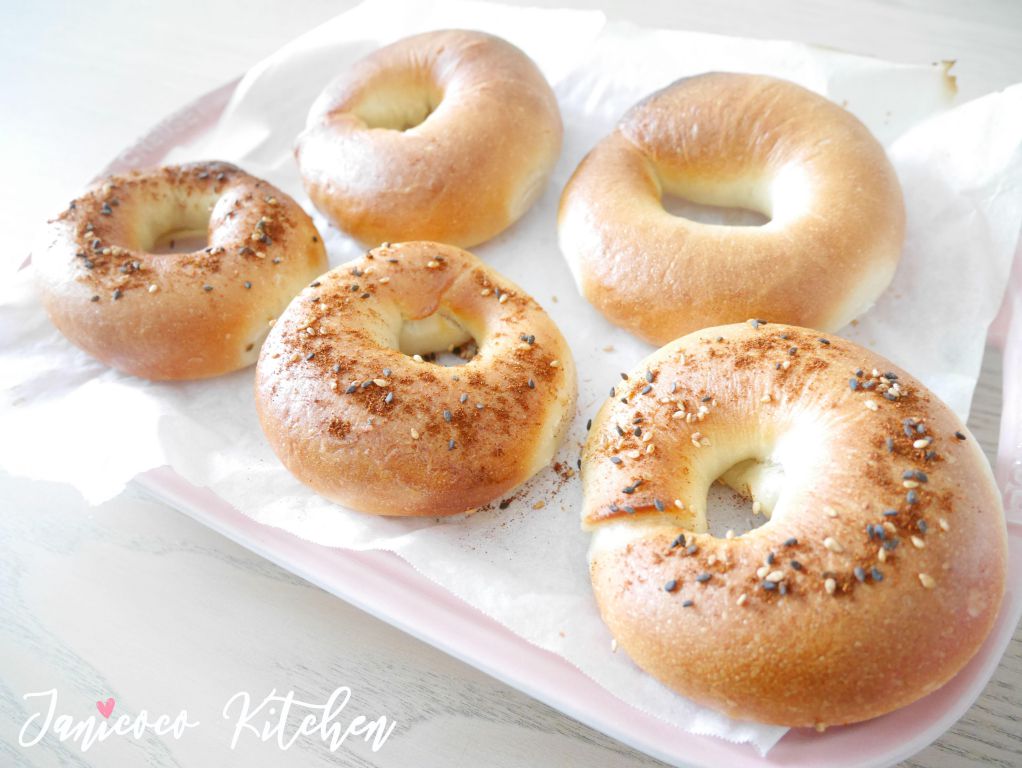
xmin=443 ymin=409 xmax=452 ymax=423
xmin=305 ymin=352 xmax=315 ymax=361
xmin=385 ymin=391 xmax=394 ymax=404
xmin=609 ymin=386 xmax=616 ymax=397
xmin=955 ymin=431 xmax=966 ymax=440
xmin=784 ymin=537 xmax=798 ymax=547
xmin=641 ymin=384 xmax=652 ymax=395
xmin=499 ymin=499 xmax=512 ymax=510
xmin=615 ymin=425 xmax=624 ymax=437
xmin=906 ymin=490 xmax=919 ymax=505
xmin=696 ymin=572 xmax=711 ymax=583
xmin=383 ymin=368 xmax=391 ymax=377
xmin=610 ymin=456 xmax=622 ymax=465
xmin=620 ymin=372 xmax=628 ymax=380
xmin=460 ymin=393 xmax=469 ymax=403
xmin=762 ymin=581 xmax=777 ymax=591
xmin=448 ymin=439 xmax=456 ymax=450
xmin=819 ymin=338 xmax=830 ymax=345
xmin=682 ymin=599 xmax=695 ymax=607
xmin=788 ymin=347 xmax=797 ymax=355
xmin=854 ymin=566 xmax=867 ymax=582
xmin=886 ymin=437 xmax=895 ymax=453
xmin=686 ymin=545 xmax=698 ymax=556
xmin=624 ymin=505 xmax=636 ymax=514
xmin=779 ymin=583 xmax=789 ymax=596
xmin=90 ymin=295 xmax=99 ymax=302
xmin=884 ymin=538 xmax=899 ymax=551
xmin=633 ymin=426 xmax=642 ymax=437
xmin=203 ymin=284 xmax=213 ymax=292
xmin=622 ymin=485 xmax=635 ymax=494
xmin=345 ymin=384 xmax=358 ymax=394
xmin=83 ymin=259 xmax=94 ymax=269
xmin=645 ymin=370 xmax=654 ymax=383
xmin=883 ymin=509 xmax=898 ymax=517
xmin=871 ymin=567 xmax=884 ymax=582
xmin=528 ymin=378 xmax=535 ymax=389
xmin=883 ymin=372 xmax=898 ymax=380
xmin=883 ymin=392 xmax=898 ymax=401
xmin=924 ymin=450 xmax=937 ymax=461
xmin=360 ymin=292 xmax=370 ymax=299
xmin=112 ymin=289 xmax=122 ymax=300
xmin=849 ymin=378 xmax=859 ymax=391
xmin=100 ymin=203 xmax=112 ymax=215
xmin=310 ymin=281 xmax=321 ymax=288
xmin=244 ymin=281 xmax=252 ymax=289
xmin=917 ymin=519 xmax=928 ymax=534
xmin=671 ymin=534 xmax=686 ymax=549
xmin=586 ymin=419 xmax=592 ymax=431
xmin=904 ymin=425 xmax=916 ymax=438
xmin=664 ymin=580 xmax=678 ymax=593
xmin=790 ymin=560 xmax=803 ymax=571
xmin=654 ymin=498 xmax=665 ymax=512
xmin=855 ymin=368 xmax=864 ymax=377
xmin=766 ymin=552 xmax=776 ymax=565
xmin=917 ymin=423 xmax=926 ymax=434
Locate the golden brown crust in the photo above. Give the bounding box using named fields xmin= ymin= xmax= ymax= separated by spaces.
xmin=583 ymin=322 xmax=1006 ymax=727
xmin=35 ymin=161 xmax=327 ymax=380
xmin=255 ymin=241 xmax=577 ymax=516
xmin=559 ymin=73 xmax=906 ymax=345
xmin=295 ymin=30 xmax=562 ymax=247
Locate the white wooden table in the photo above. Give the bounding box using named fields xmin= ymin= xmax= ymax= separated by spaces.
xmin=1 ymin=2 xmax=1020 ymax=766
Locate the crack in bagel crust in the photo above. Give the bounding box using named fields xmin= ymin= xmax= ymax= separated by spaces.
xmin=35 ymin=161 xmax=328 ymax=380
xmin=255 ymin=241 xmax=577 ymax=517
xmin=295 ymin=30 xmax=563 ymax=248
xmin=582 ymin=321 xmax=1006 ymax=728
xmin=558 ymin=73 xmax=906 ymax=345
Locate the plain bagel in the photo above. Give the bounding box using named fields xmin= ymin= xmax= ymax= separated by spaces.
xmin=582 ymin=321 xmax=1006 ymax=728
xmin=295 ymin=29 xmax=563 ymax=248
xmin=35 ymin=162 xmax=327 ymax=380
xmin=255 ymin=241 xmax=577 ymax=516
xmin=559 ymin=73 xmax=906 ymax=345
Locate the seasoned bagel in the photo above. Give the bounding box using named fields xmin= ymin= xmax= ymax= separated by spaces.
xmin=35 ymin=162 xmax=327 ymax=380
xmin=559 ymin=73 xmax=905 ymax=345
xmin=295 ymin=30 xmax=562 ymax=247
xmin=582 ymin=321 xmax=1006 ymax=728
xmin=255 ymin=241 xmax=577 ymax=516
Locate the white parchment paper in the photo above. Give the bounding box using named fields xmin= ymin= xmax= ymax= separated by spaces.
xmin=3 ymin=0 xmax=1022 ymax=754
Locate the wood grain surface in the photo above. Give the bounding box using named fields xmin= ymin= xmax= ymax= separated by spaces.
xmin=1 ymin=1 xmax=1019 ymax=766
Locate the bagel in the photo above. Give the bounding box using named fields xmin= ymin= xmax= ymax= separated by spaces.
xmin=559 ymin=73 xmax=905 ymax=345
xmin=582 ymin=321 xmax=1006 ymax=728
xmin=35 ymin=161 xmax=327 ymax=380
xmin=295 ymin=30 xmax=562 ymax=248
xmin=255 ymin=241 xmax=577 ymax=516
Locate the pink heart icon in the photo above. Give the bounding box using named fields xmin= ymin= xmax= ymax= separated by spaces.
xmin=96 ymin=698 xmax=115 ymax=719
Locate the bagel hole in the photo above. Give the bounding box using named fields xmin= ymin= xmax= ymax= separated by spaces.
xmin=355 ymin=81 xmax=443 ymax=132
xmin=661 ymin=193 xmax=770 ymax=227
xmin=704 ymin=458 xmax=784 ymax=538
xmin=397 ymin=313 xmax=477 ymax=367
xmin=151 ymin=228 xmax=209 ymax=254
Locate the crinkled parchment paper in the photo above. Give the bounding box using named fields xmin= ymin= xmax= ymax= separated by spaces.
xmin=3 ymin=0 xmax=1022 ymax=754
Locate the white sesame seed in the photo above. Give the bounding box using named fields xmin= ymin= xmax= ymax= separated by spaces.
xmin=412 ymin=354 xmax=424 ymax=363
xmin=671 ymin=410 xmax=686 ymax=419
xmin=918 ymin=573 xmax=936 ymax=589
xmin=913 ymin=438 xmax=931 ymax=449
xmin=756 ymin=565 xmax=769 ymax=579
xmin=627 ymin=449 xmax=641 ymax=459
xmin=410 ymin=428 xmax=420 ymax=439
xmin=825 ymin=578 xmax=837 ymax=595
xmin=864 ymin=399 xmax=878 ymax=411
xmin=911 ymin=535 xmax=926 ymax=549
xmin=725 ymin=529 xmax=735 ymax=539
xmin=645 ymin=444 xmax=655 ymax=454
xmin=760 ymin=393 xmax=772 ymax=403
xmin=498 ymin=293 xmax=509 ymax=304
xmin=939 ymin=518 xmax=950 ymax=532
xmin=147 ymin=284 xmax=159 ymax=293
xmin=611 ymin=638 xmax=618 ymax=652
xmin=766 ymin=570 xmax=785 ymax=583
xmin=824 ymin=505 xmax=838 ymax=518
xmin=781 ymin=359 xmax=791 ymax=370
xmin=550 ymin=360 xmax=560 ymax=368
xmin=532 ymin=500 xmax=545 ymax=510
xmin=737 ymin=593 xmax=748 ymax=606
xmin=426 ymin=260 xmax=439 ymax=268
xmin=480 ymin=288 xmax=491 ymax=296
xmin=823 ymin=537 xmax=844 ymax=553
xmin=903 ymin=480 xmax=920 ymax=488
xmin=877 ymin=547 xmax=887 ymax=562
xmin=373 ymin=378 xmax=387 ymax=387
xmin=378 ymin=276 xmax=390 ymax=284
xmin=752 ymin=501 xmax=762 ymax=515
xmin=674 ymin=499 xmax=685 ymax=510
